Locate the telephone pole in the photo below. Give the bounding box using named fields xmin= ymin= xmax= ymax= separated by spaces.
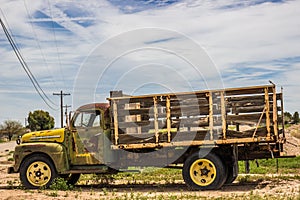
xmin=63 ymin=104 xmax=71 ymax=127
xmin=53 ymin=91 xmax=70 ymax=128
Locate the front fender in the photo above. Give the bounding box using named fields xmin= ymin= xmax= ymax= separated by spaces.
xmin=13 ymin=142 xmax=69 ymax=173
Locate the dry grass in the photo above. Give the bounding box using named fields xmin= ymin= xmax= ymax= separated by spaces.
xmin=290 ymin=125 xmax=300 ymax=139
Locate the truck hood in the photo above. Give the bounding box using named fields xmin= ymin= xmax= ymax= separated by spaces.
xmin=21 ymin=128 xmax=65 ymax=143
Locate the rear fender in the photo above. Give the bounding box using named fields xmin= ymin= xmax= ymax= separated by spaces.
xmin=13 ymin=143 xmax=69 ymax=173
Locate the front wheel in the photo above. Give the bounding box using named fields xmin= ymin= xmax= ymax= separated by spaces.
xmin=20 ymin=154 xmax=57 ymax=189
xmin=182 ymin=152 xmax=226 ymax=190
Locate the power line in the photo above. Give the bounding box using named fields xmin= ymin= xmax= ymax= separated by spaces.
xmin=0 ymin=16 xmax=58 ymax=110
xmin=23 ymin=0 xmax=60 ymax=92
xmin=47 ymin=0 xmax=66 ymax=90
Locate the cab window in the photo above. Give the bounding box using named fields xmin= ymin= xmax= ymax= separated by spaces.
xmin=73 ymin=110 xmax=101 ymax=128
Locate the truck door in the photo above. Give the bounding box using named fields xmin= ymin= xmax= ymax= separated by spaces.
xmin=71 ymin=110 xmax=105 ymax=165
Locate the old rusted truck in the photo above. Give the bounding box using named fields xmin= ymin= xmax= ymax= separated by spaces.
xmin=9 ymin=84 xmax=287 ymax=190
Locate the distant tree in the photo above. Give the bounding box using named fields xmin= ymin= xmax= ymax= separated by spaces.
xmin=0 ymin=120 xmax=24 ymax=141
xmin=27 ymin=110 xmax=55 ymax=131
xmin=284 ymin=112 xmax=292 ymax=124
xmin=293 ymin=111 xmax=299 ymax=125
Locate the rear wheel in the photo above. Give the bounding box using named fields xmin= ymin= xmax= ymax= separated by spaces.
xmin=182 ymin=152 xmax=226 ymax=190
xmin=20 ymin=154 xmax=57 ymax=189
xmin=225 ymin=166 xmax=238 ymax=184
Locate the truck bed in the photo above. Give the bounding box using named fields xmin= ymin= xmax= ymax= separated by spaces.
xmin=108 ymin=85 xmax=284 ymax=149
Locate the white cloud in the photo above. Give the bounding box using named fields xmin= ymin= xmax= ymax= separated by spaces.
xmin=0 ymin=0 xmax=299 ymax=126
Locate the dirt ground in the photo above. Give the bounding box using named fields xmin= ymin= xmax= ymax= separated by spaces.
xmin=0 ymin=125 xmax=299 ymax=200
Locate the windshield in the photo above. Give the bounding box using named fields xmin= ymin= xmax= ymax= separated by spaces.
xmin=73 ymin=110 xmax=101 ymax=128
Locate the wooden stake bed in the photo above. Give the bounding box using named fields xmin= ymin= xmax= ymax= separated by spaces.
xmin=107 ymin=85 xmax=284 ymax=150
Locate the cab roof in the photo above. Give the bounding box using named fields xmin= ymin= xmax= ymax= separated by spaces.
xmin=76 ymin=103 xmax=109 ymax=111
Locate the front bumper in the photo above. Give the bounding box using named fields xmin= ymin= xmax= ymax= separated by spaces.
xmin=7 ymin=166 xmax=16 ymax=174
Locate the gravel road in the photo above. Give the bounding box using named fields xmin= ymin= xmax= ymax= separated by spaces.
xmin=0 ymin=141 xmax=16 ymax=154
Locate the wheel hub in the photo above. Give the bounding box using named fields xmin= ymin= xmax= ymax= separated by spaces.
xmin=26 ymin=161 xmax=51 ymax=187
xmin=35 ymin=170 xmax=42 ymax=177
xmin=200 ymin=166 xmax=210 ymax=176
xmin=190 ymin=159 xmax=217 ymax=186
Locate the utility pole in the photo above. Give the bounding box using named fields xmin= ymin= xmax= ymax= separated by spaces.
xmin=63 ymin=104 xmax=71 ymax=127
xmin=53 ymin=91 xmax=70 ymax=128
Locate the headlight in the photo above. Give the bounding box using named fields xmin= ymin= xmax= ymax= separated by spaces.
xmin=16 ymin=136 xmax=21 ymax=145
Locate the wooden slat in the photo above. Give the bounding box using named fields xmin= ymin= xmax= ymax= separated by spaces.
xmin=113 ymin=100 xmax=119 ymax=145
xmin=116 ymin=105 xmax=212 ymax=117
xmin=279 ymin=91 xmax=285 ymax=138
xmin=225 ymin=87 xmax=273 ymax=96
xmin=153 ymin=96 xmax=159 ymax=143
xmin=227 ymin=95 xmax=265 ymax=102
xmin=228 ymin=126 xmax=271 ymax=138
xmin=265 ymin=88 xmax=271 ymax=137
xmin=227 ymin=99 xmax=265 ymax=107
xmin=272 ymin=87 xmax=278 ymax=137
xmin=208 ymin=92 xmax=214 ymax=140
xmin=166 ymin=96 xmax=171 ymax=142
xmin=220 ymin=91 xmax=227 ymax=139
xmin=252 ymin=107 xmax=266 ymax=137
xmin=227 ymin=113 xmax=271 ymax=123
xmin=234 ymin=105 xmax=266 ymax=113
xmin=109 ymin=84 xmax=281 ymax=148
xmin=112 ymin=137 xmax=276 ymax=150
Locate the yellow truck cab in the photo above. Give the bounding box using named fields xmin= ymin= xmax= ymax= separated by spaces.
xmin=9 ymin=103 xmax=113 ymax=189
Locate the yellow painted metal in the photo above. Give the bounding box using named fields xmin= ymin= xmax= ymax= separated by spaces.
xmin=208 ymin=92 xmax=214 ymax=140
xmin=107 ymin=84 xmax=281 ymax=150
xmin=112 ymin=137 xmax=277 ymax=150
xmin=280 ymin=90 xmax=285 ymax=138
xmin=26 ymin=161 xmax=51 ymax=187
xmin=13 ymin=142 xmax=69 ymax=174
xmin=107 ymin=84 xmax=274 ymax=101
xmin=166 ymin=96 xmax=171 ymax=142
xmin=74 ymin=153 xmax=101 ymax=165
xmin=252 ymin=107 xmax=266 ymax=138
xmin=190 ymin=158 xmax=217 ymax=187
xmin=153 ymin=96 xmax=159 ymax=143
xmin=272 ymin=87 xmax=278 ymax=137
xmin=220 ymin=91 xmax=227 ymax=139
xmin=22 ymin=128 xmax=65 ymax=143
xmin=264 ymin=88 xmax=271 ymax=138
xmin=113 ymin=100 xmax=119 ymax=145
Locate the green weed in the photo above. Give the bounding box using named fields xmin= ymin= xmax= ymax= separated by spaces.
xmin=49 ymin=177 xmax=74 ymax=191
xmin=7 ymin=157 xmax=14 ymax=161
xmin=238 ymin=157 xmax=300 ymax=174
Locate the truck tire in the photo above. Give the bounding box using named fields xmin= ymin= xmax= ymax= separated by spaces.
xmin=20 ymin=154 xmax=58 ymax=189
xmin=60 ymin=174 xmax=81 ymax=185
xmin=225 ymin=166 xmax=237 ymax=184
xmin=182 ymin=152 xmax=226 ymax=190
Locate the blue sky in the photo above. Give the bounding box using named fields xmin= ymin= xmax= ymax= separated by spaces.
xmin=0 ymin=0 xmax=299 ymax=127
